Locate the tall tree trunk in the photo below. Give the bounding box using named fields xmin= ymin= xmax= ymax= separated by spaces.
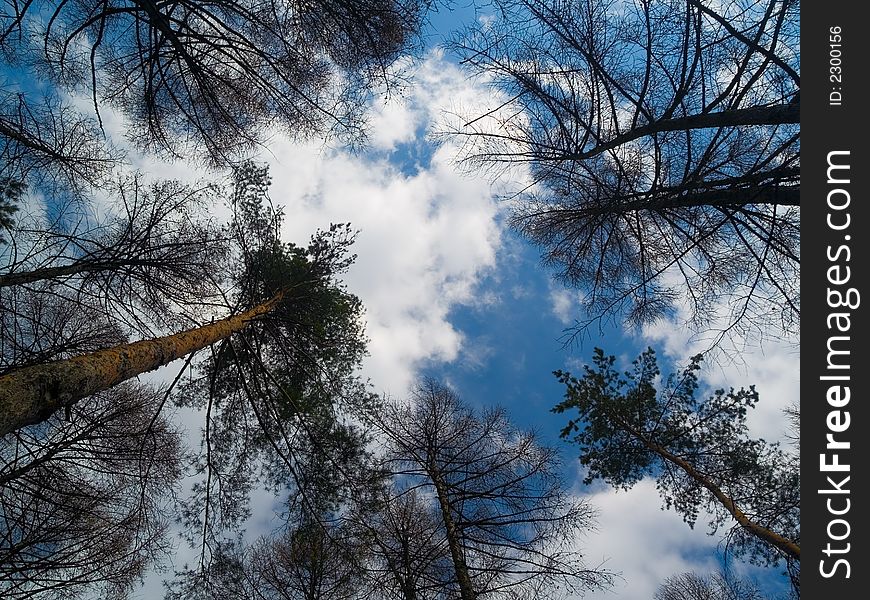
xmin=430 ymin=470 xmax=476 ymax=600
xmin=0 ymin=259 xmax=149 ymax=287
xmin=564 ymin=103 xmax=800 ymax=161
xmin=399 ymin=537 xmax=418 ymax=600
xmin=526 ymin=181 xmax=800 ymax=224
xmin=0 ymin=290 xmax=284 ymax=436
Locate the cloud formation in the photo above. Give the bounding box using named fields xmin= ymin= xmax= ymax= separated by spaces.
xmin=257 ymin=52 xmax=515 ymax=396
xmin=574 ymin=479 xmax=721 ymax=600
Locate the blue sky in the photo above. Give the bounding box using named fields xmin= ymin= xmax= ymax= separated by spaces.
xmin=4 ymin=3 xmax=798 ymax=598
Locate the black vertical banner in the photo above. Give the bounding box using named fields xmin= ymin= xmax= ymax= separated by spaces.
xmin=803 ymin=1 xmax=869 ymax=597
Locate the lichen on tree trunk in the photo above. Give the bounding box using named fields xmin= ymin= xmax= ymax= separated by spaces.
xmin=0 ymin=290 xmax=284 ymax=436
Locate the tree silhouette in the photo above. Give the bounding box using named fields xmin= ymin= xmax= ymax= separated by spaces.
xmin=249 ymin=518 xmax=368 ymax=600
xmin=0 ymin=164 xmax=363 ymax=428
xmin=0 ymin=89 xmax=122 ymax=199
xmin=449 ymin=0 xmax=800 ymax=346
xmin=0 ymin=177 xmax=24 ymax=244
xmin=352 ymin=486 xmax=454 ymax=600
xmin=2 ymin=0 xmax=428 ymax=165
xmin=1 ymin=165 xmax=376 ymax=597
xmin=1 ymin=175 xmax=228 ymax=339
xmin=553 ymin=348 xmax=799 ymax=592
xmin=655 ymin=570 xmax=769 ymax=600
xmin=375 ymin=379 xmax=611 ymax=599
xmin=0 ymin=382 xmax=181 ymax=599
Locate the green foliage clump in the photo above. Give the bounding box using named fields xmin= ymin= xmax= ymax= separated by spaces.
xmin=553 ymin=348 xmax=799 ymax=589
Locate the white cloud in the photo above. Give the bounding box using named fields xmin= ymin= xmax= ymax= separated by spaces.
xmin=700 ymin=342 xmax=799 ymax=444
xmin=550 ymin=288 xmax=575 ymax=325
xmin=549 ymin=283 xmax=587 ymax=326
xmin=574 ymin=479 xmax=721 ymax=600
xmin=366 ymin=61 xmax=421 ymax=151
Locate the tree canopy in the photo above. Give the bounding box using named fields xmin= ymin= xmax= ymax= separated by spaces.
xmin=1 ymin=382 xmax=182 ymax=599
xmin=2 ymin=0 xmax=428 ymax=168
xmin=373 ymin=379 xmax=612 ymax=599
xmin=449 ymin=0 xmax=800 ymax=346
xmin=655 ymin=570 xmax=769 ymax=600
xmin=553 ymin=348 xmax=799 ymax=593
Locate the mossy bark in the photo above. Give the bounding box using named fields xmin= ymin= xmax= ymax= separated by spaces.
xmin=0 ymin=291 xmax=284 ymax=436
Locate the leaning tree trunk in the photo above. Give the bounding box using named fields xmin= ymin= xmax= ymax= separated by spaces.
xmin=616 ymin=415 xmax=801 ymax=561
xmin=0 ymin=290 xmax=284 ymax=436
